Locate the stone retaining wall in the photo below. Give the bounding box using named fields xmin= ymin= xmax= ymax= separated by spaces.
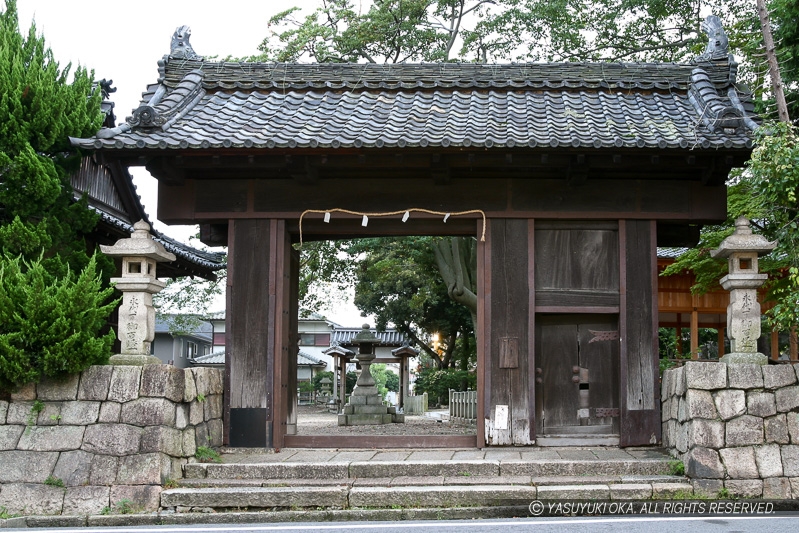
xmin=662 ymin=361 xmax=799 ymax=498
xmin=0 ymin=365 xmax=224 ymax=516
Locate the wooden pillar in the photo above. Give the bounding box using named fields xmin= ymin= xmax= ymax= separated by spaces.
xmin=284 ymin=242 xmax=299 ymax=437
xmin=717 ymin=327 xmax=725 ymax=358
xmin=690 ymin=309 xmax=699 ymax=360
xmin=771 ymin=330 xmax=780 ymax=361
xmin=485 ymin=219 xmax=532 ymax=446
xmin=791 ymin=327 xmax=798 ymax=361
xmin=339 ymin=357 xmax=347 ymax=407
xmin=332 ymin=354 xmax=338 ymax=402
xmin=227 ymin=219 xmax=289 ymax=447
xmin=399 ymin=358 xmax=407 ymax=408
xmin=619 ymin=220 xmax=660 ymax=447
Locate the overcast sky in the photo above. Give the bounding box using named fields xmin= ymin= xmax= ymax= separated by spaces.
xmin=14 ymin=0 xmax=370 ymax=323
xmin=15 ymin=0 xmax=309 ymax=242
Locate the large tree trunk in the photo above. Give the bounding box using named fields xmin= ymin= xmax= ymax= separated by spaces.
xmin=433 ymin=237 xmax=478 ymax=334
xmin=757 ymin=0 xmax=790 ymax=123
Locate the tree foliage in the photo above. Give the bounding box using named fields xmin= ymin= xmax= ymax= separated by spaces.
xmin=350 ymin=237 xmax=475 ymax=369
xmin=0 ymin=0 xmax=107 ymax=278
xmin=663 ymin=121 xmax=799 ymax=331
xmin=745 ymin=121 xmax=799 ymax=331
xmin=296 ymin=239 xmax=355 ymax=316
xmin=414 ymin=367 xmax=476 ymax=405
xmin=258 ymin=0 xmax=758 ymax=64
xmin=0 ymin=1 xmax=117 ymax=390
xmin=0 ymin=254 xmax=117 ymax=391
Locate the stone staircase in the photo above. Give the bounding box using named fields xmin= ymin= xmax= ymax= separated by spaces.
xmin=161 ymin=449 xmax=692 ymax=513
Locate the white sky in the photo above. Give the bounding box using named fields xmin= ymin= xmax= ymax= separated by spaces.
xmin=15 ymin=0 xmax=370 ymax=324
xmin=16 ymin=0 xmax=306 ymax=241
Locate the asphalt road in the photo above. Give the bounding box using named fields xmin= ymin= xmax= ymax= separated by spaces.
xmin=8 ymin=515 xmax=799 ymax=533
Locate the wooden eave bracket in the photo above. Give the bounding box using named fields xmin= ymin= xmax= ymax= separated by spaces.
xmin=145 ymin=157 xmax=185 ymax=185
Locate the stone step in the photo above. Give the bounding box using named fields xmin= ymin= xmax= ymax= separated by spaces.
xmin=184 ymin=458 xmax=673 ymax=481
xmin=177 ymin=474 xmax=685 ymax=489
xmin=160 ymin=481 xmax=694 ymax=512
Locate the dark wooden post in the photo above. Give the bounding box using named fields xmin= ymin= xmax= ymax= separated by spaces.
xmin=226 ymin=219 xmax=290 ymax=447
xmin=619 ymin=220 xmax=661 ymax=446
xmin=484 ymin=219 xmax=533 ymax=445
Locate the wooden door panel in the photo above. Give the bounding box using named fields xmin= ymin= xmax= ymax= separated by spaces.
xmin=537 ymin=315 xmax=620 ymax=436
xmin=537 ymin=320 xmax=579 ymax=431
xmin=535 ymin=229 xmax=619 ymax=291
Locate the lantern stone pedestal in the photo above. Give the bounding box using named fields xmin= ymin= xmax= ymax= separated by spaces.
xmin=710 ymin=217 xmax=776 ymax=365
xmin=338 ymin=325 xmax=404 ymax=425
xmin=100 ymin=220 xmax=176 ymax=366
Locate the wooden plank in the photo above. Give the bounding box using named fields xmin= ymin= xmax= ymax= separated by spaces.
xmin=534 ymin=228 xmax=619 ymax=291
xmin=487 ymin=219 xmax=531 ymax=445
xmin=196 ymin=179 xmax=248 ymax=212
xmin=527 ymin=219 xmax=536 ymax=442
xmin=223 ymin=221 xmax=234 ymax=446
xmin=499 ymin=337 xmax=519 ymax=368
xmin=252 ymin=178 xmax=509 ymax=213
xmin=284 ymin=435 xmax=478 ymax=449
xmin=578 ymin=318 xmax=620 ymax=434
xmin=228 ymin=219 xmax=273 ymax=447
xmin=537 ymin=318 xmax=579 ymax=431
xmin=535 ymin=291 xmax=619 ymax=308
xmin=481 ymin=220 xmax=492 ymax=437
xmin=477 ymin=220 xmax=487 ymax=448
xmin=281 ymin=224 xmax=298 ymax=441
xmin=159 ymin=178 xmax=727 ymax=225
xmin=229 ymin=219 xmax=271 ymax=410
xmin=620 ymin=219 xmax=661 ymax=447
xmin=271 ymin=220 xmax=284 ymax=449
xmin=536 ymin=306 xmax=619 ymax=314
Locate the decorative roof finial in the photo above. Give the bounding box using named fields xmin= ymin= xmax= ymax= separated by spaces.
xmin=170 ymin=25 xmax=203 ymax=61
xmin=696 ymin=15 xmax=729 ymax=62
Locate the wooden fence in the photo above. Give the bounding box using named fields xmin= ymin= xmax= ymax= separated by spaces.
xmin=404 ymin=392 xmax=428 ymax=414
xmin=449 ymin=389 xmax=477 ymax=425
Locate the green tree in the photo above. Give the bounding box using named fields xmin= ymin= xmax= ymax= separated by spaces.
xmin=0 ymin=254 xmax=117 ymax=390
xmin=0 ymin=0 xmax=107 ymax=277
xmin=0 ymin=1 xmax=117 ymax=389
xmin=350 ymin=237 xmax=475 ymax=369
xmin=259 ymin=0 xmax=755 ymax=64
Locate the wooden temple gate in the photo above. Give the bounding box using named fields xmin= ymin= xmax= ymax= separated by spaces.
xmin=73 ymin=23 xmax=758 ymax=448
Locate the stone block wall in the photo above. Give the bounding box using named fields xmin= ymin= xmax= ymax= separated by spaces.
xmin=662 ymin=361 xmax=799 ymax=498
xmin=0 ymin=365 xmax=224 ymax=516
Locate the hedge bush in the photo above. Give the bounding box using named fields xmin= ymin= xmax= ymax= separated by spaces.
xmin=0 ymin=253 xmax=117 ymax=391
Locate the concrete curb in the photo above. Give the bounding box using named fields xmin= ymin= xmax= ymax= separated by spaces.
xmin=4 ymin=501 xmax=799 ymax=528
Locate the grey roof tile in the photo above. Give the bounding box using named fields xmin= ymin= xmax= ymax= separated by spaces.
xmin=73 ymin=57 xmax=757 ymax=152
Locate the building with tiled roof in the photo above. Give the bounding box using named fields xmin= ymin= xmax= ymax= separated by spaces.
xmin=72 ymin=19 xmax=758 ymax=449
xmin=70 ymin=83 xmax=225 ymax=280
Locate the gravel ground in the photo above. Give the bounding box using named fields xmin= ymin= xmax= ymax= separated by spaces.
xmin=295 ymin=405 xmax=476 ymax=436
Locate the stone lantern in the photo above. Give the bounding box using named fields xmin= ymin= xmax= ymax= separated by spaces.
xmin=338 ymin=324 xmax=403 ymax=425
xmin=710 ymin=216 xmax=776 ymax=365
xmin=100 ymin=220 xmax=176 ymax=365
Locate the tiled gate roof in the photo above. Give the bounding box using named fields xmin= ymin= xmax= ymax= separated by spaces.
xmin=72 ymin=34 xmax=757 ymax=153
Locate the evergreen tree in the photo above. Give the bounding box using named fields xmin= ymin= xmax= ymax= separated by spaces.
xmin=0 ymin=0 xmax=117 ymax=389
xmin=0 ymin=254 xmax=117 ymax=390
xmin=0 ymin=0 xmax=106 ymax=277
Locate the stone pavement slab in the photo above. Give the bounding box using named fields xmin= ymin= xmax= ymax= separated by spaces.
xmin=330 ymin=451 xmax=377 ymax=462
xmin=445 ymin=475 xmax=531 ymax=485
xmin=407 ymin=450 xmax=456 ymax=461
xmin=349 ymin=485 xmax=537 ymax=508
xmin=537 ymin=484 xmax=611 ymax=500
xmin=451 ymin=450 xmax=486 ymax=460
